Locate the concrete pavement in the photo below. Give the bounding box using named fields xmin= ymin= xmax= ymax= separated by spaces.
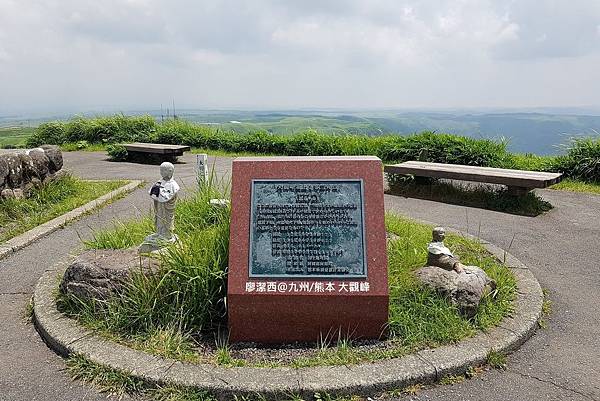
xmin=0 ymin=151 xmax=598 ymax=400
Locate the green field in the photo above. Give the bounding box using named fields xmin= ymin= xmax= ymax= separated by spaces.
xmin=0 ymin=126 xmax=35 ymax=148
xmin=215 ymin=115 xmax=383 ymax=135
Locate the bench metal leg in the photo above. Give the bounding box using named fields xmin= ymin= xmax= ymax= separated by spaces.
xmin=507 ymin=186 xmax=532 ymax=196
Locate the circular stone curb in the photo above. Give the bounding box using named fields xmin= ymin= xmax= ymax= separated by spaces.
xmin=33 ymin=232 xmax=543 ymax=399
xmin=0 ymin=179 xmax=143 ymax=260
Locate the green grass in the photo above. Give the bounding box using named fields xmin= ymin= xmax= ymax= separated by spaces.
xmin=509 ymin=153 xmax=556 ymax=171
xmin=386 ymin=177 xmax=552 ymax=216
xmin=550 ymin=179 xmax=600 ymax=194
xmin=66 ymin=354 xmax=216 ymax=400
xmin=60 ymin=142 xmax=106 ymax=152
xmin=439 ymin=374 xmax=466 ymax=385
xmin=58 ymin=179 xmax=516 ymax=368
xmin=0 ymin=175 xmax=126 ymax=243
xmin=486 ymin=350 xmax=507 ymax=370
xmin=538 ymin=288 xmax=553 ymax=329
xmin=0 ymin=126 xmax=35 ymax=148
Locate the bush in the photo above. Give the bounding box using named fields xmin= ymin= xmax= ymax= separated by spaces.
xmin=29 ymin=115 xmax=156 ymax=146
xmin=237 ymin=130 xmax=288 ymax=154
xmin=106 ymin=144 xmax=128 ymax=161
xmin=380 ymin=132 xmax=511 ymax=166
xmin=27 ymin=121 xmax=67 ymax=146
xmin=28 ymin=115 xmax=600 ymax=183
xmin=552 ymin=137 xmax=600 ymax=182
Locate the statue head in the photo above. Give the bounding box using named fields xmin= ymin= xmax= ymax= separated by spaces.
xmin=432 ymin=227 xmax=446 ymax=242
xmin=160 ymin=162 xmax=175 ymax=181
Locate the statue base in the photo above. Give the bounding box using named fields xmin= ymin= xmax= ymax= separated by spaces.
xmin=138 ymin=233 xmax=179 ymax=254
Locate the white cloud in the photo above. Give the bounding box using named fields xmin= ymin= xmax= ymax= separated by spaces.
xmin=0 ymin=0 xmax=599 ymax=113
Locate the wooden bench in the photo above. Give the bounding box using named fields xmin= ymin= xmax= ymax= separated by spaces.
xmin=123 ymin=143 xmax=191 ymax=163
xmin=384 ymin=161 xmax=563 ymax=195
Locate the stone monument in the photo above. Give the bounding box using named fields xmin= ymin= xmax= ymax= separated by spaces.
xmin=228 ymin=156 xmax=389 ymax=343
xmin=416 ymin=227 xmax=496 ymax=318
xmin=139 ymin=162 xmax=180 ymax=254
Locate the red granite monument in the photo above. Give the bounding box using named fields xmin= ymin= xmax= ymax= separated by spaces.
xmin=228 ymin=156 xmax=388 ymax=343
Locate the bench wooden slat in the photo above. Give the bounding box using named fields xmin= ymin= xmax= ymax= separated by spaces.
xmin=384 ymin=161 xmax=562 ymax=189
xmin=124 ymin=143 xmax=191 ymax=155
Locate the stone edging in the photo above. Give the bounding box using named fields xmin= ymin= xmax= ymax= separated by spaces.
xmin=33 ymin=233 xmax=543 ymax=399
xmin=0 ymin=180 xmax=143 ymax=260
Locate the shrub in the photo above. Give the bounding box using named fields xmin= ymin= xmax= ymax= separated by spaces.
xmin=106 ymin=144 xmax=128 ymax=161
xmin=29 ymin=115 xmax=600 ymax=183
xmin=284 ymin=130 xmax=345 ymax=156
xmin=381 ymin=132 xmax=511 ymax=166
xmin=237 ymin=130 xmax=288 ymax=154
xmin=552 ymin=137 xmax=600 ymax=182
xmin=27 ymin=121 xmax=67 ymax=146
xmin=29 ymin=115 xmax=156 ymax=146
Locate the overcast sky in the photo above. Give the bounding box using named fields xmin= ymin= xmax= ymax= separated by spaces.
xmin=1 ymin=0 xmax=600 ymax=114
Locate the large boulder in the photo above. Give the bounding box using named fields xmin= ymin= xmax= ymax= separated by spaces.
xmin=415 ymin=265 xmax=496 ymax=318
xmin=41 ymin=145 xmax=63 ymax=173
xmin=59 ymin=248 xmax=160 ymax=302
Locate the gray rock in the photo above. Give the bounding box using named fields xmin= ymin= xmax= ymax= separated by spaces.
xmin=415 ymin=265 xmax=496 ymax=318
xmin=59 ymin=248 xmax=160 ymax=302
xmin=386 ymin=232 xmax=400 ymax=242
xmin=0 ymin=155 xmax=8 ymax=188
xmin=12 ymin=188 xmax=24 ymax=199
xmin=1 ymin=188 xmax=14 ymax=199
xmin=27 ymin=148 xmax=50 ymax=179
xmin=43 ymin=169 xmax=67 ymax=185
xmin=0 ymin=153 xmax=23 ymax=188
xmin=41 ymin=145 xmax=63 ymax=173
xmin=18 ymin=153 xmax=37 ymax=181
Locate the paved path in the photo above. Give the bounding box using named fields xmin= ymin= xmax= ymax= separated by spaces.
xmin=0 ymin=152 xmax=598 ymax=401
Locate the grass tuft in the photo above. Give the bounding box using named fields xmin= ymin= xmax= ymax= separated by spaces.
xmin=439 ymin=374 xmax=466 ymax=385
xmin=0 ymin=174 xmax=126 ymax=243
xmin=538 ymin=288 xmax=552 ymax=329
xmin=66 ymin=354 xmax=145 ymax=397
xmin=23 ymin=297 xmax=34 ymax=322
xmin=550 ymin=179 xmax=600 ymax=194
xmin=486 ymin=350 xmax=507 ymax=370
xmin=66 ymin=354 xmax=217 ymax=401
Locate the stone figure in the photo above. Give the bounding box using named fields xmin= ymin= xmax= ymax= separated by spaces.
xmin=427 ymin=227 xmax=465 ymax=273
xmin=416 ymin=227 xmax=496 ymax=318
xmin=139 ymin=162 xmax=180 ymax=253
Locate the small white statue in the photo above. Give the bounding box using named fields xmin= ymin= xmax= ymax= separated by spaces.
xmin=427 ymin=227 xmax=465 ymax=273
xmin=139 ymin=162 xmax=180 ymax=253
xmin=417 ymin=226 xmax=497 ymax=317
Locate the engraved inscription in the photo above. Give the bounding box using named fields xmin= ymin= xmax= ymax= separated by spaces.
xmin=249 ymin=180 xmax=366 ymax=277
